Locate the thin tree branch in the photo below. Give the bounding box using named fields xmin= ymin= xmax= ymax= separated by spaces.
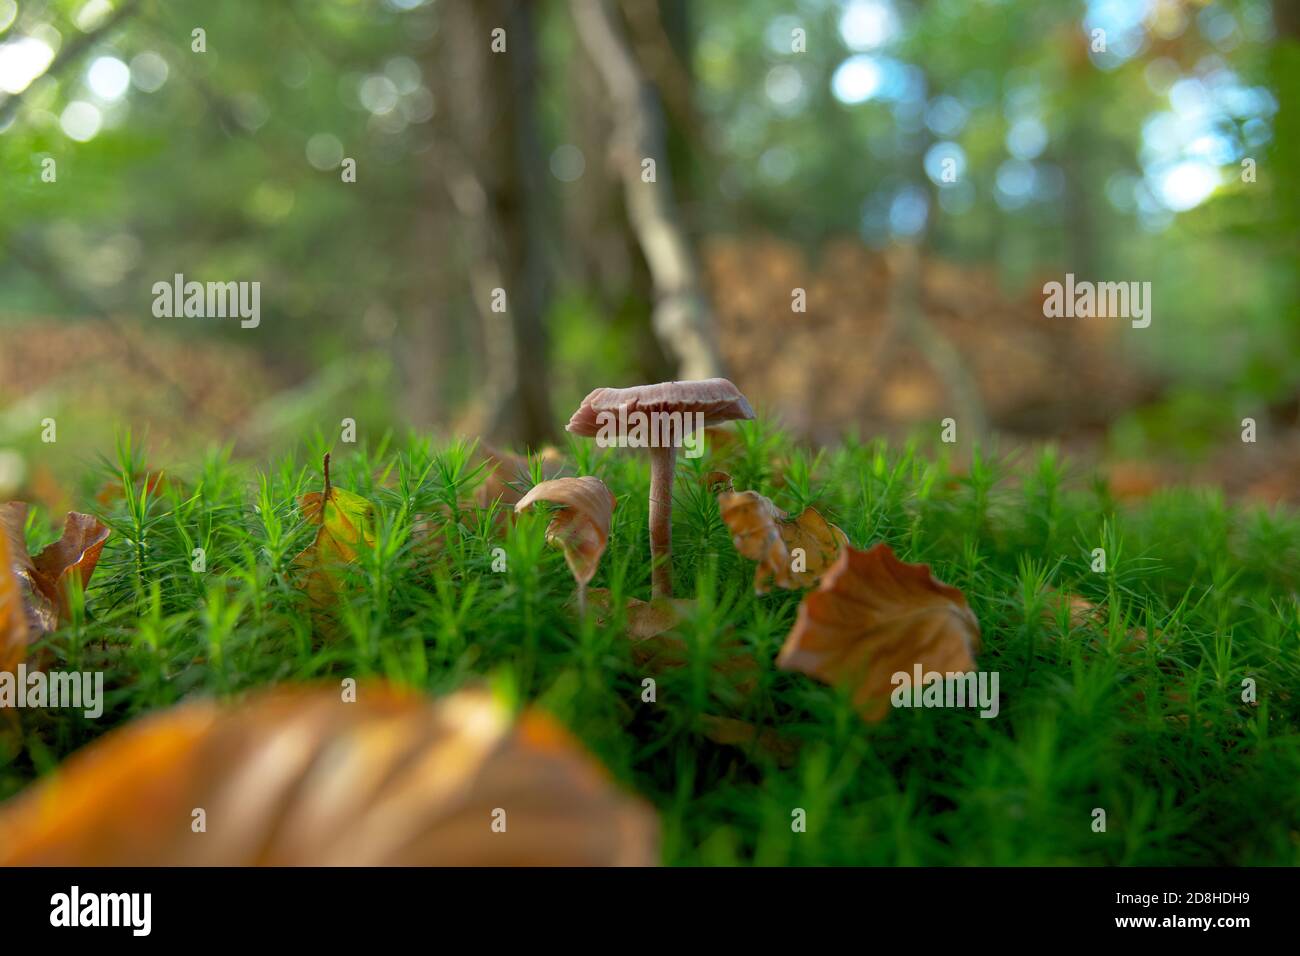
xmin=618 ymin=0 xmax=702 ymax=147
xmin=0 ymin=0 xmax=144 ymax=127
xmin=433 ymin=0 xmax=555 ymax=446
xmin=570 ymin=0 xmax=723 ymax=381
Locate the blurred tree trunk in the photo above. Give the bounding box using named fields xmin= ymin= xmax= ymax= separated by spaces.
xmin=1268 ymin=4 xmax=1300 ymax=421
xmin=566 ymin=45 xmax=670 ymax=384
xmin=400 ymin=158 xmax=449 ymax=429
xmin=568 ymin=46 xmax=637 ymax=304
xmin=435 ymin=0 xmax=554 ymax=447
xmin=570 ymin=0 xmax=724 ymax=382
xmin=1059 ymin=44 xmax=1100 ymax=281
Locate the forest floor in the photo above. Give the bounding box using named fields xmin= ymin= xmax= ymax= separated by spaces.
xmin=2 ymin=425 xmax=1299 ymax=864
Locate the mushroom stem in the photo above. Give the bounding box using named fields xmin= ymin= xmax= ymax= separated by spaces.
xmin=648 ymin=443 xmax=676 ymax=598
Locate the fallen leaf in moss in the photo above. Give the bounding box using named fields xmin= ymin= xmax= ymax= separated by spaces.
xmin=719 ymin=489 xmax=847 ymax=593
xmin=1 ymin=501 xmax=109 ymax=645
xmin=516 ymin=476 xmax=615 ymax=610
xmin=778 ymin=542 xmax=980 ymax=722
xmin=292 ymin=454 xmax=374 ymax=609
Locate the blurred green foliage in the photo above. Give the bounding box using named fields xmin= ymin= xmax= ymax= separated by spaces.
xmin=0 ymin=0 xmax=1296 ymax=455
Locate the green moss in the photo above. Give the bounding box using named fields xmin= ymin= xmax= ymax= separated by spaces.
xmin=2 ymin=431 xmax=1297 ymax=865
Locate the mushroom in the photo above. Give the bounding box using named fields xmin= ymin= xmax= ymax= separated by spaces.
xmin=566 ymin=378 xmax=755 ymax=598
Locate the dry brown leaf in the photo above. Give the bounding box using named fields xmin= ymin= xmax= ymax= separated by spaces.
xmin=1045 ymin=590 xmax=1100 ymax=630
xmin=95 ymin=469 xmax=168 ymax=507
xmin=1 ymin=502 xmax=110 ymax=643
xmin=584 ymin=588 xmax=758 ymax=690
xmin=704 ymin=236 xmax=1146 ymax=443
xmin=292 ymin=455 xmax=374 ymax=609
xmin=719 ymin=491 xmax=786 ymax=589
xmin=0 ymin=684 xmax=658 ymax=866
xmin=702 ymin=425 xmax=742 ymax=456
xmin=409 ymin=506 xmax=461 ymax=574
xmin=1105 ymin=461 xmax=1163 ymax=501
xmin=703 ymin=471 xmax=734 ymax=494
xmin=31 ymin=512 xmax=112 ymax=621
xmin=407 ymin=446 xmax=566 ymax=566
xmin=474 ymin=444 xmax=564 ymax=509
xmin=719 ymin=490 xmax=848 ymax=593
xmin=586 ymin=587 xmax=690 ymax=643
xmin=1043 ymin=589 xmax=1149 ymax=652
xmin=777 ymin=542 xmax=981 ymax=721
xmin=516 ymin=477 xmax=615 ymax=607
xmin=0 ymin=524 xmax=29 ymax=675
xmin=699 ymin=715 xmax=799 ymax=766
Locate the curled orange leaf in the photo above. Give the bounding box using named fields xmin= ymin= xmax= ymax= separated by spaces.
xmin=719 ymin=490 xmax=847 ymax=593
xmin=1 ymin=502 xmax=110 ymax=646
xmin=0 ymin=525 xmax=28 ymax=675
xmin=516 ymin=477 xmax=615 ymax=607
xmin=777 ymin=542 xmax=981 ymax=721
xmin=30 ymin=511 xmax=112 ymax=621
xmin=0 ymin=684 xmax=658 ymax=866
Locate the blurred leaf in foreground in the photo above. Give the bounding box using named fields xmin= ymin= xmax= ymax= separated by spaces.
xmin=0 ymin=684 xmax=658 ymax=865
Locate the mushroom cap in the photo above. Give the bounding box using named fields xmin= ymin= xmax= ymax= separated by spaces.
xmin=566 ymin=378 xmax=755 ymax=437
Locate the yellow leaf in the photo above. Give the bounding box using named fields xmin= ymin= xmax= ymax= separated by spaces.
xmin=293 ymin=455 xmax=374 ymax=608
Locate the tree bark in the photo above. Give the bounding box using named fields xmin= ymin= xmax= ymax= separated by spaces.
xmin=400 ymin=156 xmax=449 ymax=429
xmin=570 ymin=0 xmax=724 ymax=382
xmin=437 ymin=0 xmax=554 ymax=447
